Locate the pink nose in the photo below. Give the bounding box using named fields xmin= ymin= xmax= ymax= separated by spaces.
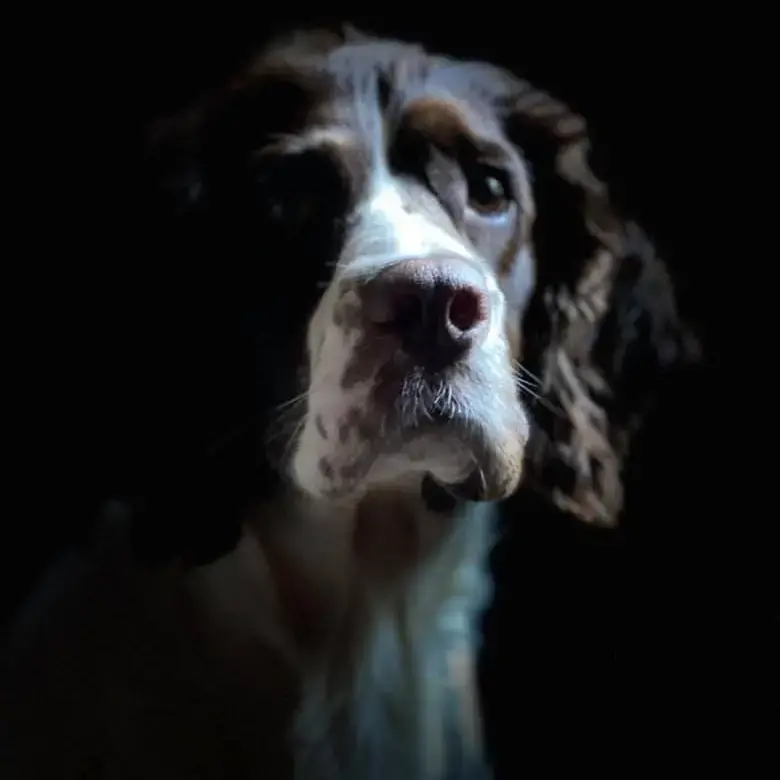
xmin=362 ymin=256 xmax=492 ymax=369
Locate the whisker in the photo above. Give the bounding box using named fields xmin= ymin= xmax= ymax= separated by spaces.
xmin=264 ymin=391 xmax=310 ymax=475
xmin=279 ymin=414 xmax=307 ymax=471
xmin=514 ymin=376 xmax=539 ymax=390
xmin=515 ymin=384 xmax=567 ymax=420
xmin=513 ymin=371 xmax=568 ymax=420
xmin=275 ymin=391 xmax=309 ymax=413
xmin=267 ymin=406 xmax=306 ymax=443
xmin=512 ymin=359 xmax=542 ymax=388
xmin=265 ymin=389 xmax=309 ymax=450
xmin=533 ymin=395 xmax=569 ymax=420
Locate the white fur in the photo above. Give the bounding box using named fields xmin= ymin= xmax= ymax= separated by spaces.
xmin=292 ymin=498 xmax=496 ymax=780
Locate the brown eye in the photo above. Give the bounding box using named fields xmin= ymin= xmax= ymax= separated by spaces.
xmin=467 ymin=166 xmax=512 ymax=215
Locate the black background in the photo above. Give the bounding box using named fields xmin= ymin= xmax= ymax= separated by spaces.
xmin=7 ymin=7 xmax=762 ymax=777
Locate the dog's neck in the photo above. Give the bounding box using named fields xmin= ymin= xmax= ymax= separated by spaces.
xmin=238 ymin=485 xmax=487 ymax=648
xmin=207 ymin=485 xmax=496 ymax=779
xmin=7 ymin=486 xmax=495 ymax=779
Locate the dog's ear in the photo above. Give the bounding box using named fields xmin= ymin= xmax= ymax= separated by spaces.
xmin=493 ymin=70 xmax=700 ymax=526
xmin=134 ymin=52 xmax=336 ymax=566
xmin=142 ymin=53 xmax=329 ymax=218
xmin=133 ymin=77 xmax=295 ymax=566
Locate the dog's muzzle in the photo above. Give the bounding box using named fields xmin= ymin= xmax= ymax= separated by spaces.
xmin=293 ymin=253 xmax=527 ymax=504
xmin=356 ymin=254 xmax=527 ymax=503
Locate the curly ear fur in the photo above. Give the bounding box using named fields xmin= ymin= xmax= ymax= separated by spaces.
xmin=501 ymin=79 xmax=700 ymax=526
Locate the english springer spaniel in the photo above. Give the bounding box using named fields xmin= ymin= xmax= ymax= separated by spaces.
xmin=1 ymin=27 xmax=696 ymax=780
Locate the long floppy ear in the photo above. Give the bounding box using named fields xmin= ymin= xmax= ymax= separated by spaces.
xmin=496 ymin=73 xmax=701 ymax=526
xmin=131 ymin=32 xmax=354 ymax=567
xmin=142 ymin=25 xmax=352 ymax=216
xmin=133 ymin=80 xmax=291 ymax=565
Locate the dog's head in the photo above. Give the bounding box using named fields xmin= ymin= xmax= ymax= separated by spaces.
xmin=281 ymin=44 xmax=539 ymax=504
xmin=139 ymin=27 xmax=697 ymax=558
xmin=148 ymin=30 xmax=541 ymax=510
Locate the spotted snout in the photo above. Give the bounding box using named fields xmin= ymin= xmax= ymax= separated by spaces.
xmin=292 ymin=253 xmax=526 ymax=503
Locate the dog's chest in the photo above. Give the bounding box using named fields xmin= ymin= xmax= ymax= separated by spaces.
xmin=284 ymin=499 xmax=497 ymax=780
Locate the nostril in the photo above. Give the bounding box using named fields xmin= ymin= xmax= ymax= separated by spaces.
xmin=447 ymin=287 xmax=486 ymax=333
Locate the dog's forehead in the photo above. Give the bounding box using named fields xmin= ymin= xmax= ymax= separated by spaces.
xmin=322 ymin=39 xmax=432 ymax=82
xmin=256 ymin=40 xmax=507 ymax=146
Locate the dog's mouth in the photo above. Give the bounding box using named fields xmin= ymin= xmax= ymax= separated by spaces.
xmin=401 ymin=370 xmax=526 ymax=501
xmin=294 ymin=362 xmax=527 ymax=505
xmin=421 ymin=469 xmax=487 ymax=513
xmin=360 ymin=372 xmax=527 ymax=505
xmin=424 ymin=418 xmax=524 ymax=504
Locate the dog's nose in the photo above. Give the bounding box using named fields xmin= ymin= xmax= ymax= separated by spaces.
xmin=363 ymin=256 xmax=493 ymax=368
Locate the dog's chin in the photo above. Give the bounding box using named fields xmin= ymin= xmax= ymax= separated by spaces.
xmin=431 ymin=463 xmax=519 ymax=505
xmin=427 ymin=432 xmax=525 ymax=504
xmin=396 ymin=388 xmax=527 ymax=504
xmin=294 ymin=410 xmax=526 ymax=507
xmin=292 ymin=363 xmax=528 ymax=505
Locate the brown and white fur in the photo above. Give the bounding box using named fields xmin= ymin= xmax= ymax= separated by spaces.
xmin=1 ymin=27 xmax=695 ymax=780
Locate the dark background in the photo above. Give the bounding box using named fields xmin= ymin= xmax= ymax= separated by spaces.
xmin=8 ymin=7 xmax=760 ymax=777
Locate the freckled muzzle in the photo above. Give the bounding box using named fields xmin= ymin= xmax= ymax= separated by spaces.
xmin=294 ymin=255 xmax=527 ymax=504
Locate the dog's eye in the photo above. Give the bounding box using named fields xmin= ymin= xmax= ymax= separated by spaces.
xmin=252 ymin=149 xmax=349 ymax=224
xmin=466 ymin=165 xmax=512 ymax=216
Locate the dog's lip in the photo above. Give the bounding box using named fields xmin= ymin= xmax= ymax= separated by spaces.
xmin=422 ymin=468 xmax=488 ymax=512
xmin=421 ymin=473 xmax=459 ymax=512
xmin=441 ymin=468 xmax=488 ymax=501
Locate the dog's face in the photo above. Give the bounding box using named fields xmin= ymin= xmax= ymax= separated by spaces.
xmin=266 ymin=43 xmax=534 ymax=504
xmin=148 ymin=33 xmax=544 ymax=512
xmin=204 ymin=37 xmax=531 ymax=506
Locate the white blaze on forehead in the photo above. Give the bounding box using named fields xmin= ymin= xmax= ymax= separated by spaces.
xmin=343 ymin=168 xmax=507 ymax=343
xmin=343 ymin=169 xmax=476 ymax=278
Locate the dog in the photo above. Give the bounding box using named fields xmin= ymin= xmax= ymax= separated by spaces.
xmin=1 ymin=27 xmax=697 ymax=780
